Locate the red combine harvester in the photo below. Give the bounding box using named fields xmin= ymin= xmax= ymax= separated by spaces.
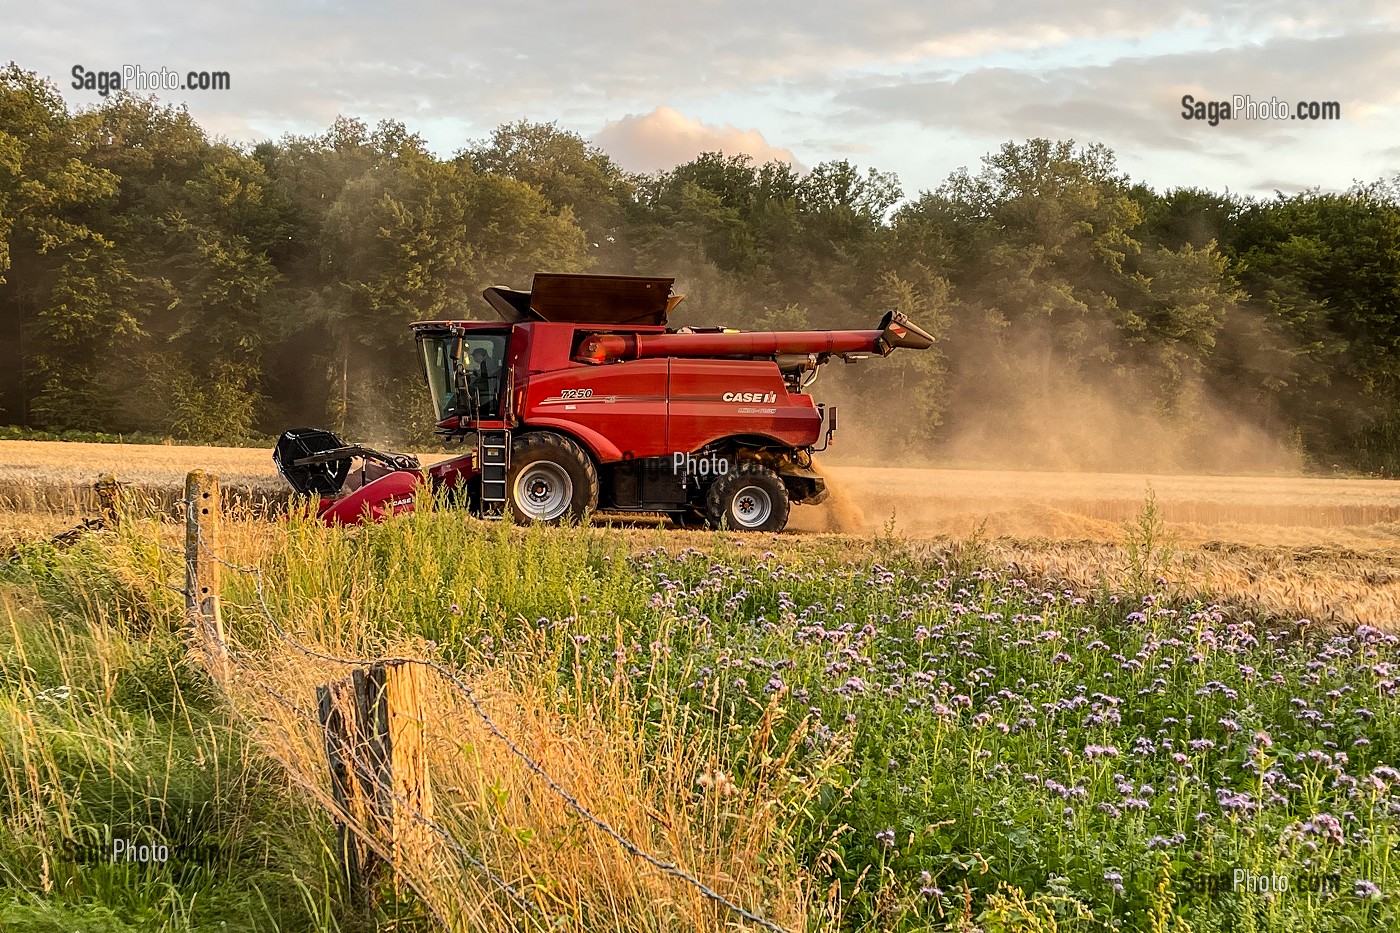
xmin=274 ymin=273 xmax=933 ymax=532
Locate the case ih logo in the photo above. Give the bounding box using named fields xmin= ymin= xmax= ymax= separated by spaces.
xmin=722 ymin=391 xmax=777 ymax=403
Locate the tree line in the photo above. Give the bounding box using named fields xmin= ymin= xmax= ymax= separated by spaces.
xmin=2 ymin=64 xmax=1398 ymax=473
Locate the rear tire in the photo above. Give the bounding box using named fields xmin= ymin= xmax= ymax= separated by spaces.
xmin=706 ymin=465 xmax=790 ymax=532
xmin=507 ymin=433 xmax=599 ymax=523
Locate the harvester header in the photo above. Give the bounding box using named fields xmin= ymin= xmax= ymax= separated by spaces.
xmin=275 ymin=272 xmax=935 ymax=532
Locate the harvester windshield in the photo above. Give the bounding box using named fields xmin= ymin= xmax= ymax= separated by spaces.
xmin=417 ymin=332 xmax=507 ymax=422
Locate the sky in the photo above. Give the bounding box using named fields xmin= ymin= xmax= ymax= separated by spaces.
xmin=7 ymin=0 xmax=1399 ymax=200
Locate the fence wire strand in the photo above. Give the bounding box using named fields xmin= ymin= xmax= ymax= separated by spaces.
xmin=179 ymin=502 xmax=545 ymax=926
xmin=191 ymin=525 xmax=793 ymax=933
xmin=216 ymin=636 xmax=544 ymax=925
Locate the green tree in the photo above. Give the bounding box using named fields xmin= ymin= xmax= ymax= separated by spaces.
xmin=0 ymin=66 xmax=122 ymax=427
xmin=317 ymin=146 xmax=589 ymax=434
xmin=1228 ymin=183 xmax=1400 ymax=469
xmin=464 ymin=120 xmax=634 ymax=262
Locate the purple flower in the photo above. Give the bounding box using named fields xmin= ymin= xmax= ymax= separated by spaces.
xmin=1354 ymin=879 xmax=1382 ymax=900
xmin=919 ymin=870 xmax=942 ymax=897
xmin=875 ymin=829 xmax=895 ymax=849
xmin=1299 ymin=814 xmax=1345 ymax=847
xmin=1216 ymin=788 xmax=1258 ymax=814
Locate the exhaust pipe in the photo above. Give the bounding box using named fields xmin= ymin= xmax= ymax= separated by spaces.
xmin=875 ymin=310 xmax=935 ymax=355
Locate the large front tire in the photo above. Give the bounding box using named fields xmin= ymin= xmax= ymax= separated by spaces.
xmin=706 ymin=465 xmax=790 ymax=532
xmin=507 ymin=433 xmax=599 ymax=523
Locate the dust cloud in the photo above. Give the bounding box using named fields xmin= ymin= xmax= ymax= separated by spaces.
xmin=803 ymin=460 xmax=865 ymax=533
xmin=793 ymin=313 xmax=1331 ymax=539
xmin=930 ymin=373 xmax=1304 ymax=476
xmin=839 ymin=346 xmax=1301 ymax=476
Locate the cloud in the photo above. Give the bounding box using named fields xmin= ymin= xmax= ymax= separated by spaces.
xmin=1250 ymin=178 xmax=1334 ymax=195
xmin=833 ymin=29 xmax=1400 ymax=164
xmin=13 ymin=0 xmax=1400 ymax=196
xmin=27 ymin=0 xmax=1250 ymax=134
xmin=592 ymin=107 xmax=800 ymax=173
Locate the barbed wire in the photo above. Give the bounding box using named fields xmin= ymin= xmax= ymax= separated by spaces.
xmin=192 ymin=525 xmax=793 ymax=933
xmin=212 ymin=632 xmax=546 ymax=926
xmin=176 ymin=514 xmax=546 ymax=926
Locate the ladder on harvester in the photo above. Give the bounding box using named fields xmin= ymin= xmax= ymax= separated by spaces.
xmin=476 ymin=429 xmax=509 ymax=518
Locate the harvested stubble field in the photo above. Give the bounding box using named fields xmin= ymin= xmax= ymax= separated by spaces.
xmin=7 ymin=439 xmax=1400 ymax=541
xmin=3 ymin=439 xmax=1399 ymax=630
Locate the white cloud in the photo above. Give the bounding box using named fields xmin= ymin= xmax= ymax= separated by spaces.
xmin=592 ymin=107 xmax=800 ymax=173
xmin=833 ymin=28 xmax=1400 ymax=179
xmin=10 ymin=0 xmax=1400 ymax=196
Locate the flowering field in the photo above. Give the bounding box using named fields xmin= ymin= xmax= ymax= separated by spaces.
xmin=208 ymin=509 xmax=1399 ymax=932
xmin=3 ymin=495 xmax=1399 ymax=931
xmin=532 ymin=543 xmax=1400 ymax=930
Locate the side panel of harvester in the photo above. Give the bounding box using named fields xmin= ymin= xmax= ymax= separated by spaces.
xmin=667 ymin=359 xmax=821 ymax=452
xmin=519 ymin=359 xmax=670 ymax=461
xmin=517 ymin=352 xmax=822 ymax=460
xmin=317 ymin=470 xmax=419 ymax=526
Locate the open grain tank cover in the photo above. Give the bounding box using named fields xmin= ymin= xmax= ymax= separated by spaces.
xmin=482 ymin=273 xmax=681 ymax=326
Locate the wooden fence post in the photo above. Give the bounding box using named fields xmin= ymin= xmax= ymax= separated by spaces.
xmin=316 ymin=661 xmax=434 ymax=899
xmin=185 ymin=470 xmax=228 ymax=679
xmin=381 ymin=661 xmax=434 ymax=874
xmin=317 ymin=677 xmax=381 ymax=909
xmin=94 ymin=473 xmax=121 ymax=527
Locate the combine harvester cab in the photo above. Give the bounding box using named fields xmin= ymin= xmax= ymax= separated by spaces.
xmin=275 ymin=273 xmax=933 ymax=532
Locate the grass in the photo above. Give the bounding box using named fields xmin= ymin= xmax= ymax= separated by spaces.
xmin=0 ymin=490 xmax=1397 ymax=931
xmin=0 ymin=522 xmax=431 ymax=932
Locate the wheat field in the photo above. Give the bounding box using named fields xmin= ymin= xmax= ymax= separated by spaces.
xmin=6 ymin=439 xmax=1400 ymax=539
xmin=4 ymin=438 xmax=1399 ymax=629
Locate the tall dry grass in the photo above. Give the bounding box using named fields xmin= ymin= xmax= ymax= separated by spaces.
xmin=180 ymin=502 xmax=833 ymax=933
xmin=222 ymin=646 xmax=826 ymax=932
xmin=0 ymin=527 xmax=351 ymax=932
